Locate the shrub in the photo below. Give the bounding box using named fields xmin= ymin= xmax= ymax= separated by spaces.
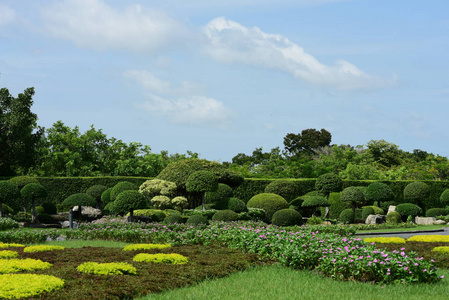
xmin=327 ymin=192 xmax=351 ymax=219
xmin=204 ymin=183 xmax=233 ymax=204
xmin=1 ymin=204 xmax=14 ymax=216
xmin=372 ymin=206 xmax=385 ymax=215
xmin=361 ymin=206 xmax=375 ymax=220
xmin=37 ymin=213 xmax=56 ymax=224
xmin=404 ymin=181 xmax=430 ymax=205
xmin=151 ymin=195 xmax=171 ymax=209
xmin=341 ymin=186 xmax=365 ymax=213
xmin=227 ymin=197 xmax=247 ymax=213
xmin=396 ymin=203 xmax=422 ymax=220
xmin=12 ymin=212 xmax=31 ymax=223
xmin=426 ymin=208 xmax=447 ymax=218
xmin=186 ymin=214 xmax=209 ymax=225
xmin=171 ymin=196 xmax=188 ymax=211
xmin=306 ymin=215 xmax=323 ymax=225
xmin=0 ymin=181 xmax=20 ymax=217
xmin=165 ymin=214 xmax=186 ymax=224
xmin=40 ymin=202 xmax=57 ymax=215
xmin=339 ymin=208 xmax=355 ymax=224
xmin=271 ymin=209 xmax=302 ymax=226
xmin=386 ymin=211 xmax=402 ymax=224
xmin=183 ymin=209 xmax=217 ymax=219
xmin=138 ymin=179 xmax=177 ymax=200
xmin=440 ymin=189 xmax=449 ymax=206
xmin=247 ymin=193 xmax=289 ymax=221
xmin=289 ymin=197 xmax=305 ymax=211
xmin=0 ymin=274 xmax=64 ymax=299
xmin=315 ymin=173 xmax=342 ymax=196
xmin=123 ymin=243 xmax=171 ymax=251
xmin=8 ymin=176 xmax=39 ymax=189
xmin=238 ymin=208 xmax=267 ymax=222
xmin=113 ymin=190 xmax=147 ymax=219
xmin=77 ymin=262 xmax=137 ymax=275
xmin=212 ymin=210 xmax=239 ymax=222
xmin=101 ymin=188 xmax=113 ymax=206
xmin=110 ymin=182 xmax=137 ymax=202
xmin=21 ymin=183 xmax=47 ymax=223
xmin=365 ymin=182 xmax=394 ymax=205
xmin=0 ymin=217 xmax=18 ymax=230
xmin=86 ymin=185 xmax=108 ymax=208
xmin=264 ymin=180 xmax=297 ymax=201
xmin=301 ymin=195 xmax=329 ymax=217
xmin=23 ymin=245 xmax=65 ymax=253
xmin=186 ymin=171 xmax=219 ymax=209
xmin=61 ymin=193 xmax=96 ymax=208
xmin=133 ymin=253 xmax=188 ymax=264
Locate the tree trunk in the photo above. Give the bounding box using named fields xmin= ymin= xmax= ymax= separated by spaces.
xmin=0 ymin=200 xmax=3 ymax=218
xmin=201 ymin=194 xmax=206 ymax=211
xmin=32 ymin=200 xmax=39 ymax=224
xmin=129 ymin=209 xmax=134 ymax=222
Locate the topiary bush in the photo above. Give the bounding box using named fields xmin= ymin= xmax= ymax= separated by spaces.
xmin=371 ymin=206 xmax=385 ymax=215
xmin=386 ymin=211 xmax=402 ymax=224
xmin=186 ymin=170 xmax=219 ymax=210
xmin=341 ymin=186 xmax=365 ymax=213
xmin=138 ymin=179 xmax=177 ymax=200
xmin=8 ymin=176 xmax=39 ymax=189
xmin=395 ymin=203 xmax=422 ymax=221
xmin=315 ymin=173 xmax=342 ymax=197
xmin=403 ymin=181 xmax=430 ymax=206
xmin=339 ymin=208 xmax=355 ymax=224
xmin=426 ymin=208 xmax=447 ymax=218
xmin=165 ymin=214 xmax=186 ymax=224
xmin=212 ymin=210 xmax=239 ymax=222
xmin=0 ymin=181 xmax=20 ymax=217
xmin=306 ymin=215 xmax=323 ymax=225
xmin=41 ymin=202 xmax=57 ymax=215
xmin=110 ymin=182 xmax=137 ymax=202
xmin=204 ymin=183 xmax=233 ymax=204
xmin=362 ymin=206 xmax=375 ymax=220
xmin=440 ymin=189 xmax=449 ymax=206
xmin=113 ymin=190 xmax=147 ymax=221
xmin=186 ymin=214 xmax=209 ymax=225
xmin=264 ymin=180 xmax=297 ymax=202
xmin=150 ymin=195 xmax=172 ymax=209
xmin=247 ymin=193 xmax=289 ymax=221
xmin=301 ymin=195 xmax=329 ymax=217
xmin=61 ymin=193 xmax=96 ymax=208
xmin=271 ymin=209 xmax=302 ymax=226
xmin=101 ymin=188 xmax=113 ymax=207
xmin=21 ymin=183 xmax=47 ymax=223
xmin=215 ymin=197 xmax=247 ymax=213
xmin=289 ymin=197 xmax=305 ymax=212
xmin=86 ymin=185 xmax=108 ymax=209
xmin=1 ymin=204 xmax=14 ymax=216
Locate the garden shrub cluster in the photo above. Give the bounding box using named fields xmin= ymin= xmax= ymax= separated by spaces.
xmin=0 ymin=258 xmax=52 ymax=273
xmin=247 ymin=193 xmax=289 ymax=221
xmin=133 ymin=253 xmax=188 ymax=265
xmin=0 ymin=274 xmax=64 ymax=299
xmin=77 ymin=262 xmax=137 ymax=275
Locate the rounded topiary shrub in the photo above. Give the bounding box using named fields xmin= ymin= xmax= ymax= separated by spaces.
xmin=86 ymin=185 xmax=108 ymax=208
xmin=403 ymin=181 xmax=430 ymax=204
xmin=386 ymin=211 xmax=402 ymax=224
xmin=339 ymin=208 xmax=355 ymax=224
xmin=315 ymin=173 xmax=343 ymax=196
xmin=264 ymin=180 xmax=297 ymax=202
xmin=41 ymin=202 xmax=57 ymax=215
xmin=395 ymin=203 xmax=422 ymax=221
xmin=440 ymin=189 xmax=449 ymax=206
xmin=362 ymin=206 xmax=375 ymax=220
xmin=101 ymin=188 xmax=113 ymax=207
xmin=227 ymin=197 xmax=247 ymax=213
xmin=289 ymin=197 xmax=305 ymax=211
xmin=61 ymin=193 xmax=96 ymax=208
xmin=247 ymin=193 xmax=289 ymax=221
xmin=186 ymin=214 xmax=209 ymax=225
xmin=426 ymin=208 xmax=447 ymax=218
xmin=365 ymin=182 xmax=394 ymax=205
xmin=113 ymin=190 xmax=147 ymax=215
xmin=110 ymin=182 xmax=137 ymax=202
xmin=372 ymin=206 xmax=385 ymax=215
xmin=212 ymin=209 xmax=239 ymax=222
xmin=9 ymin=176 xmax=39 ymax=189
xmin=271 ymin=209 xmax=302 ymax=226
xmin=205 ymin=183 xmax=233 ymax=204
xmin=165 ymin=214 xmax=186 ymax=224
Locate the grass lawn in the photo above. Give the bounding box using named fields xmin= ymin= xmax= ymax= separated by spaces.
xmin=356 ymin=224 xmax=448 ymax=234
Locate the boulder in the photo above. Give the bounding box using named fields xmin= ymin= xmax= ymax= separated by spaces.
xmin=387 ymin=206 xmax=396 ymax=215
xmin=60 ymin=221 xmax=79 ymax=229
xmin=415 ymin=217 xmax=436 ymax=225
xmin=365 ymin=214 xmax=386 ymax=225
xmin=434 ymin=220 xmax=447 ymax=225
xmin=72 ymin=206 xmax=102 ymax=221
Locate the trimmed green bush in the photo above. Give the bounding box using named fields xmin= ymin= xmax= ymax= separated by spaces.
xmin=205 ymin=183 xmax=233 ymax=204
xmin=215 ymin=197 xmax=247 ymax=213
xmin=341 ymin=186 xmax=365 ymax=213
xmin=247 ymin=193 xmax=289 ymax=221
xmin=306 ymin=215 xmax=323 ymax=225
xmin=404 ymin=181 xmax=430 ymax=205
xmin=315 ymin=173 xmax=342 ymax=196
xmin=0 ymin=181 xmax=20 ymax=217
xmin=365 ymin=182 xmax=394 ymax=205
xmin=327 ymin=192 xmax=351 ymax=219
xmin=212 ymin=210 xmax=239 ymax=222
xmin=238 ymin=208 xmax=267 ymax=222
xmin=372 ymin=206 xmax=385 ymax=215
xmin=271 ymin=209 xmax=302 ymax=226
xmin=165 ymin=214 xmax=186 ymax=224
xmin=440 ymin=189 xmax=449 ymax=206
xmin=1 ymin=204 xmax=14 ymax=215
xmin=186 ymin=214 xmax=209 ymax=225
xmin=113 ymin=190 xmax=147 ymax=219
xmin=339 ymin=208 xmax=355 ymax=224
xmin=362 ymin=206 xmax=375 ymax=220
xmin=86 ymin=185 xmax=108 ymax=209
xmin=302 ymin=195 xmax=329 ymax=217
xmin=396 ymin=203 xmax=422 ymax=220
xmin=101 ymin=188 xmax=112 ymax=207
xmin=110 ymin=182 xmax=137 ymax=202
xmin=426 ymin=208 xmax=447 ymax=218
xmin=41 ymin=202 xmax=57 ymax=215
xmin=289 ymin=197 xmax=305 ymax=211
xmin=21 ymin=183 xmax=47 ymax=223
xmin=186 ymin=171 xmax=219 ymax=209
xmin=138 ymin=179 xmax=177 ymax=200
xmin=9 ymin=176 xmax=39 ymax=189
xmin=61 ymin=193 xmax=96 ymax=208
xmin=386 ymin=211 xmax=402 ymax=224
xmin=264 ymin=180 xmax=297 ymax=202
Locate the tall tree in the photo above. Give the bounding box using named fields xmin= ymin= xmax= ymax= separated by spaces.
xmin=0 ymin=87 xmax=44 ymax=175
xmin=283 ymin=128 xmax=332 ymax=157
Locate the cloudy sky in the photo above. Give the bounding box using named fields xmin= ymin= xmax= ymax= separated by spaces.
xmin=1 ymin=0 xmax=448 ymax=161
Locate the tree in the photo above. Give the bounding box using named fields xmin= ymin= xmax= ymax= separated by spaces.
xmin=185 ymin=171 xmax=218 ymax=210
xmin=0 ymin=87 xmax=44 ymax=176
xmin=366 ymin=140 xmax=402 ymax=167
xmin=86 ymin=185 xmax=108 ymax=209
xmin=283 ymin=128 xmax=331 ymax=156
xmin=20 ymin=183 xmax=47 ymax=223
xmin=0 ymin=181 xmax=20 ymax=217
xmin=364 ymin=182 xmax=394 ymax=207
xmin=113 ymin=190 xmax=147 ymax=222
xmin=340 ymin=186 xmax=365 ymax=214
xmin=404 ymin=181 xmax=430 ymax=206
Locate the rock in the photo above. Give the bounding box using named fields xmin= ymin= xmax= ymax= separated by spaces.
xmin=60 ymin=221 xmax=79 ymax=229
xmin=387 ymin=206 xmax=396 ymax=215
xmin=127 ymin=215 xmax=152 ymax=223
xmin=365 ymin=214 xmax=386 ymax=225
xmin=415 ymin=217 xmax=436 ymax=225
xmin=434 ymin=220 xmax=447 ymax=225
xmin=72 ymin=206 xmax=102 ymax=221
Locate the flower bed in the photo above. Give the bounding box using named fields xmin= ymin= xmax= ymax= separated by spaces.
xmin=432 ymin=246 xmax=449 ymax=254
xmin=0 ymin=250 xmax=19 ymax=259
xmin=24 ymin=245 xmax=65 ymax=253
xmin=77 ymin=262 xmax=137 ymax=275
xmin=123 ymin=243 xmax=171 ymax=251
xmin=0 ymin=258 xmax=52 ymax=273
xmin=133 ymin=253 xmax=188 ymax=264
xmin=0 ymin=274 xmax=64 ymax=299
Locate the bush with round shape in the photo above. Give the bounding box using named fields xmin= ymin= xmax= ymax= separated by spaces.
xmin=139 ymin=179 xmax=177 ymax=200
xmin=151 ymin=211 xmax=166 ymax=222
xmin=20 ymin=183 xmax=47 ymax=223
xmin=212 ymin=209 xmax=239 ymax=222
xmin=8 ymin=176 xmax=39 ymax=189
xmin=440 ymin=189 xmax=449 ymax=206
xmin=36 ymin=213 xmax=55 ymax=224
xmin=341 ymin=186 xmax=365 ymax=214
xmin=306 ymin=215 xmax=323 ymax=225
xmin=289 ymin=197 xmax=305 ymax=211
xmin=171 ymin=196 xmax=188 ymax=211
xmin=186 ymin=171 xmax=218 ymax=210
xmin=264 ymin=180 xmax=297 ymax=202
xmin=315 ymin=173 xmax=342 ymax=197
xmin=40 ymin=202 xmax=57 ymax=215
xmin=0 ymin=274 xmax=64 ymax=299
xmin=364 ymin=182 xmax=394 ymax=206
xmin=227 ymin=197 xmax=247 ymax=213
xmin=110 ymin=181 xmax=137 ymax=202
xmin=113 ymin=190 xmax=147 ymax=221
xmin=86 ymin=185 xmax=108 ymax=209
xmin=151 ymin=195 xmax=172 ymax=209
xmin=247 ymin=193 xmax=289 ymax=221
xmin=101 ymin=188 xmax=113 ymax=206
xmin=386 ymin=211 xmax=402 ymax=224
xmin=372 ymin=206 xmax=385 ymax=215
xmin=395 ymin=203 xmax=422 ymax=221
xmin=186 ymin=214 xmax=209 ymax=225
xmin=165 ymin=214 xmax=186 ymax=224
xmin=339 ymin=208 xmax=355 ymax=224
xmin=362 ymin=206 xmax=375 ymax=220
xmin=204 ymin=183 xmax=233 ymax=204
xmin=426 ymin=208 xmax=447 ymax=218
xmin=61 ymin=193 xmax=96 ymax=220
xmin=301 ymin=195 xmax=329 ymax=217
xmin=403 ymin=181 xmax=430 ymax=205
xmin=1 ymin=204 xmax=14 ymax=216
xmin=0 ymin=181 xmax=20 ymax=218
xmin=271 ymin=209 xmax=302 ymax=226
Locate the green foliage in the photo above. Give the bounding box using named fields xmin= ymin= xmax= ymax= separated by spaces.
xmin=395 ymin=203 xmax=422 ymax=218
xmin=315 ymin=173 xmax=342 ymax=196
xmin=403 ymin=181 xmax=430 ymax=204
xmin=264 ymin=180 xmax=297 ymax=201
xmin=365 ymin=182 xmax=394 ymax=204
xmin=183 ymin=209 xmax=217 ymax=220
xmin=101 ymin=188 xmax=112 ymax=206
xmin=110 ymin=181 xmax=137 ymax=202
xmin=165 ymin=214 xmax=186 ymax=224
xmin=271 ymin=209 xmax=302 ymax=226
xmin=1 ymin=204 xmax=14 ymax=215
xmin=212 ymin=210 xmax=239 ymax=222
xmin=61 ymin=193 xmax=96 ymax=207
xmin=113 ymin=190 xmax=147 ymax=215
xmin=150 ymin=195 xmax=171 ymax=209
xmin=86 ymin=185 xmax=108 ymax=208
xmin=40 ymin=202 xmax=57 ymax=215
xmin=371 ymin=206 xmax=384 ymax=215
xmin=440 ymin=189 xmax=449 ymax=205
xmin=186 ymin=171 xmax=219 ymax=193
xmin=138 ymin=179 xmax=177 ymax=200
xmin=204 ymin=183 xmax=233 ymax=204
xmin=8 ymin=176 xmax=39 ymax=189
xmin=0 ymin=217 xmax=18 ymax=230
xmin=20 ymin=183 xmax=47 ymax=204
xmin=425 ymin=208 xmax=447 ymax=218
xmin=361 ymin=206 xmax=375 ymax=220
xmin=301 ymin=196 xmax=329 ymax=208
xmin=37 ymin=213 xmax=55 ymax=224
xmin=186 ymin=214 xmax=209 ymax=225
xmin=171 ymin=196 xmax=189 ymax=211
xmin=366 ymin=139 xmax=402 ymax=167
xmin=385 ymin=211 xmax=402 ymax=224
xmin=215 ymin=197 xmax=247 ymax=213
xmin=306 ymin=215 xmax=324 ymax=225
xmin=238 ymin=208 xmax=267 ymax=222
xmin=339 ymin=208 xmax=355 ymax=224
xmin=340 ymin=186 xmax=365 ymax=205
xmin=283 ymin=128 xmax=332 ymax=156
xmin=247 ymin=193 xmax=289 ymax=220
xmin=0 ymin=181 xmax=20 ymax=216
xmin=327 ymin=192 xmax=351 ymax=219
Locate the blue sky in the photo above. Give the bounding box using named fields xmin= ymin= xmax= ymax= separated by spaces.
xmin=1 ymin=0 xmax=448 ymax=162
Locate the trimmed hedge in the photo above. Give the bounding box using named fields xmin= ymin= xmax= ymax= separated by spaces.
xmin=425 ymin=208 xmax=447 ymax=218
xmin=271 ymin=209 xmax=302 ymax=226
xmin=247 ymin=193 xmax=289 ymax=221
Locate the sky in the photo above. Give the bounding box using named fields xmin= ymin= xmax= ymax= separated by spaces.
xmin=1 ymin=0 xmax=448 ymax=162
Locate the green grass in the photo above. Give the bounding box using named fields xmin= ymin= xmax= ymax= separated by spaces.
xmin=356 ymin=224 xmax=447 ymax=234
xmin=137 ymin=265 xmax=449 ymax=300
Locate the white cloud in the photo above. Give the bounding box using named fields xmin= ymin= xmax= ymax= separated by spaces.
xmin=40 ymin=0 xmax=189 ymax=53
xmin=203 ymin=17 xmax=396 ymax=90
xmin=0 ymin=5 xmax=16 ymax=26
xmin=124 ymin=70 xmax=233 ymax=127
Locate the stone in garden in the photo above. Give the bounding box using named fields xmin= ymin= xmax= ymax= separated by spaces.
xmin=415 ymin=217 xmax=435 ymax=225
xmin=365 ymin=214 xmax=386 ymax=225
xmin=60 ymin=221 xmax=79 ymax=229
xmin=433 ymin=220 xmax=446 ymax=225
xmin=72 ymin=206 xmax=102 ymax=220
xmin=127 ymin=215 xmax=151 ymax=223
xmin=387 ymin=206 xmax=396 ymax=214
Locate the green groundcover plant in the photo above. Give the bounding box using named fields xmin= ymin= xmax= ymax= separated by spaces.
xmin=0 ymin=274 xmax=64 ymax=299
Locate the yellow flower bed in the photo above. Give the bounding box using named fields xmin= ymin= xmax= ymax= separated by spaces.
xmin=77 ymin=262 xmax=137 ymax=275
xmin=133 ymin=253 xmax=188 ymax=264
xmin=407 ymin=235 xmax=449 ymax=242
xmin=0 ymin=242 xmax=25 ymax=248
xmin=363 ymin=237 xmax=406 ymax=244
xmin=123 ymin=243 xmax=171 ymax=251
xmin=0 ymin=274 xmax=64 ymax=299
xmin=0 ymin=259 xmax=52 ymax=274
xmin=0 ymin=250 xmax=19 ymax=259
xmin=432 ymin=246 xmax=449 ymax=254
xmin=23 ymin=245 xmax=65 ymax=253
